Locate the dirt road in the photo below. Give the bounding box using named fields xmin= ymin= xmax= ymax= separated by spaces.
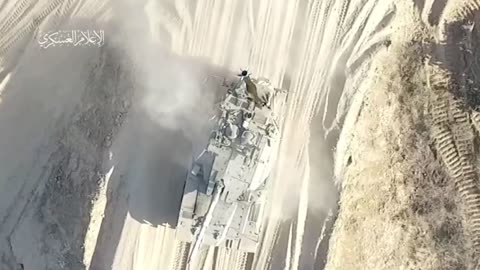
xmin=101 ymin=0 xmax=396 ymax=269
xmin=3 ymin=0 xmax=467 ymax=270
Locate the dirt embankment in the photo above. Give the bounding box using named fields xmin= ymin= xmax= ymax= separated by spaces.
xmin=326 ymin=1 xmax=480 ymax=269
xmin=0 ymin=36 xmax=133 ymax=269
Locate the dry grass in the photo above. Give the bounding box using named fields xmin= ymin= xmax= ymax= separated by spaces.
xmin=325 ymin=22 xmax=473 ymax=269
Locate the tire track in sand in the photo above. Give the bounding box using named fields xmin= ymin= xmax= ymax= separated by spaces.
xmin=310 ymin=0 xmax=382 ymax=130
xmin=0 ymin=0 xmax=65 ymax=57
xmin=170 ymin=241 xmax=190 ymax=270
xmin=0 ymin=0 xmax=35 ymax=38
xmin=249 ymin=0 xmax=272 ymax=74
xmin=210 ymin=1 xmax=236 ymax=65
xmin=426 ymin=61 xmax=480 ymax=260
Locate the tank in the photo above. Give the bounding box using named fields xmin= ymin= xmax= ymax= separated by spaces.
xmin=175 ymin=71 xmax=288 ymax=258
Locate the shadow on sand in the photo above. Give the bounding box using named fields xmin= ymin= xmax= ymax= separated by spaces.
xmin=88 ymin=40 xmax=233 ymax=269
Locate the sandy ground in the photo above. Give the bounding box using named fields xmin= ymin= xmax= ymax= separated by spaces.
xmin=1 ymin=0 xmax=479 ymax=270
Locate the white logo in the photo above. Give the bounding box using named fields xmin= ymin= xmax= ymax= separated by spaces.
xmin=38 ymin=30 xmax=105 ymax=48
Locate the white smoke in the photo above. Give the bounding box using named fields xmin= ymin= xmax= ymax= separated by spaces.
xmin=109 ymin=0 xmax=224 ymax=140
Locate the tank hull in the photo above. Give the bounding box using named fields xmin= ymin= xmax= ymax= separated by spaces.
xmin=176 ymin=75 xmax=288 ymax=254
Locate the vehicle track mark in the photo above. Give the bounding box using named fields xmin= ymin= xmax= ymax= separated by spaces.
xmin=172 ymin=241 xmax=190 ymax=270
xmin=427 ymin=61 xmax=480 ymax=258
xmin=441 ymin=0 xmax=480 ymax=24
xmin=312 ymin=0 xmax=381 ymax=132
xmin=340 ymin=0 xmax=370 ymax=40
xmin=289 ymin=0 xmax=327 ymax=125
xmin=295 ymin=0 xmax=323 ymax=96
xmin=236 ymin=252 xmax=248 ymax=270
xmin=274 ymin=0 xmax=299 ymax=85
xmin=350 ymin=0 xmax=390 ymax=59
xmin=472 ymin=110 xmax=480 ymax=134
xmin=263 ymin=221 xmax=281 ymax=270
xmin=438 ymin=0 xmax=480 ymax=45
xmin=175 ymin=0 xmax=194 ymax=46
xmin=332 ymin=0 xmax=351 ymax=48
xmin=0 ymin=0 xmax=34 ymax=37
xmin=0 ymin=0 xmax=65 ymax=56
xmin=247 ymin=0 xmax=256 ymax=38
xmin=212 ymin=1 xmax=235 ymax=64
xmin=300 ymin=0 xmax=337 ymax=125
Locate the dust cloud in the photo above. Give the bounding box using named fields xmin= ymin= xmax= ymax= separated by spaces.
xmin=104 ymin=0 xmax=234 ymax=227
xmin=110 ymin=0 xmax=218 ymax=138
